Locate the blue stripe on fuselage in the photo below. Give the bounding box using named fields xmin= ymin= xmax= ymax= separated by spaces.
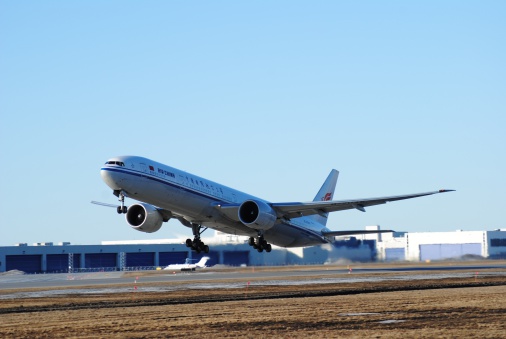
xmin=101 ymin=166 xmax=222 ymax=203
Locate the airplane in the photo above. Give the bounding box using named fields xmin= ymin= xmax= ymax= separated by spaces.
xmin=163 ymin=256 xmax=210 ymax=271
xmin=93 ymin=156 xmax=454 ymax=254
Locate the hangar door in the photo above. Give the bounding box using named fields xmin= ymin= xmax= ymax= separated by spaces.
xmin=126 ymin=252 xmax=155 ymax=267
xmin=85 ymin=253 xmax=117 ymax=269
xmin=385 ymin=248 xmax=405 ymax=261
xmin=159 ymin=251 xmax=189 ymax=266
xmin=420 ymin=243 xmax=482 ymax=261
xmin=46 ymin=254 xmax=81 ymax=273
xmin=6 ymin=255 xmax=42 ymax=273
xmin=223 ymin=251 xmax=249 ymax=266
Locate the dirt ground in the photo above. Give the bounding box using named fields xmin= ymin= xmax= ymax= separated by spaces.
xmin=1 ymin=267 xmax=505 ymax=338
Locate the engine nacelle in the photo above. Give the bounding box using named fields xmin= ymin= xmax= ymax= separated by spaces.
xmin=238 ymin=200 xmax=277 ymax=230
xmin=126 ymin=203 xmax=163 ymax=233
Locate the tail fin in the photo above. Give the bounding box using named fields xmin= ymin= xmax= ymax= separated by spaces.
xmin=196 ymin=256 xmax=210 ymax=268
xmin=309 ymin=169 xmax=339 ymax=226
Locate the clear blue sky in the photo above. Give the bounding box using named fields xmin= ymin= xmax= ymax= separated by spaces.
xmin=1 ymin=1 xmax=505 ymax=246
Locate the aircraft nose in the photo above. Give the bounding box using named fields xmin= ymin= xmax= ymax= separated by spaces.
xmin=101 ymin=168 xmax=122 ymax=190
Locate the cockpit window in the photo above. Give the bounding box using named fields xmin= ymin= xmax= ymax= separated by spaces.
xmin=105 ymin=161 xmax=125 ymax=166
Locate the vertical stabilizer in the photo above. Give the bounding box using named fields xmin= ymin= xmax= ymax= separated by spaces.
xmin=309 ymin=169 xmax=339 ymax=226
xmin=196 ymin=256 xmax=210 ymax=268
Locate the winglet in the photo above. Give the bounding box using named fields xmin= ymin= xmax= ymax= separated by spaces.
xmin=438 ymin=189 xmax=456 ymax=193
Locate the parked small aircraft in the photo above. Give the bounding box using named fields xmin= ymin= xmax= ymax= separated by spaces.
xmin=163 ymin=257 xmax=210 ymax=271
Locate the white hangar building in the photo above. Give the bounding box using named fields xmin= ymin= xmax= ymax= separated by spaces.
xmin=353 ymin=226 xmax=506 ymax=262
xmin=1 ymin=228 xmax=505 ymax=273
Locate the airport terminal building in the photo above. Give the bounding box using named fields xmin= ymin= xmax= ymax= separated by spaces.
xmin=1 ymin=228 xmax=505 ymax=273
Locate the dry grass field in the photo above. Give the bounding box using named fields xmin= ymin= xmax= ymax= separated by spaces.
xmin=0 ymin=269 xmax=505 ymax=338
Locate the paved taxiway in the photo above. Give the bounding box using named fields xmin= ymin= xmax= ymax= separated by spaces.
xmin=1 ymin=262 xmax=505 ymax=298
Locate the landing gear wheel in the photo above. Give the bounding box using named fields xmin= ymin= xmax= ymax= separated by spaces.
xmin=122 ymin=206 xmax=127 ymax=214
xmin=189 ymin=223 xmax=210 ymax=253
xmin=117 ymin=206 xmax=123 ymax=214
xmin=248 ymin=232 xmax=272 ymax=254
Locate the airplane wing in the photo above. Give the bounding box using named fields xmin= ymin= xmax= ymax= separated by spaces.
xmin=270 ymin=190 xmax=454 ymax=219
xmin=214 ymin=189 xmax=454 ymax=221
xmin=91 ymin=201 xmax=174 ymax=222
xmin=215 ymin=203 xmax=243 ymax=221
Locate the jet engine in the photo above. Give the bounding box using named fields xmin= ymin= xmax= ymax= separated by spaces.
xmin=238 ymin=200 xmax=277 ymax=230
xmin=126 ymin=203 xmax=163 ymax=233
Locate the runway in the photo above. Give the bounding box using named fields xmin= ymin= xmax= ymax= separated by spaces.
xmin=1 ymin=261 xmax=505 ymax=298
xmin=1 ymin=261 xmax=505 ymax=338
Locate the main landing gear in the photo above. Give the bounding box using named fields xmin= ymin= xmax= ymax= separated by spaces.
xmin=248 ymin=234 xmax=272 ymax=253
xmin=186 ymin=224 xmax=210 ymax=254
xmin=115 ymin=190 xmax=127 ymax=214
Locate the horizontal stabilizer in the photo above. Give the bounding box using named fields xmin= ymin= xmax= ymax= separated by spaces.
xmin=322 ymin=230 xmax=394 ymax=237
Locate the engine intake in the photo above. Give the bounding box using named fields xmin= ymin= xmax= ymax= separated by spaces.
xmin=126 ymin=203 xmax=163 ymax=233
xmin=238 ymin=200 xmax=277 ymax=230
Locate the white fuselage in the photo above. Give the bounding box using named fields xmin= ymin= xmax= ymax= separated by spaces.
xmin=164 ymin=257 xmax=209 ymax=271
xmin=101 ymin=156 xmax=330 ymax=247
xmin=164 ymin=263 xmax=199 ymax=271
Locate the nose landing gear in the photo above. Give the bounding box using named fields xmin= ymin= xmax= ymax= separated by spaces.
xmin=114 ymin=190 xmax=128 ymax=214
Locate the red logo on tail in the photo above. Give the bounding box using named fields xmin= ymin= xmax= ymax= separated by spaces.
xmin=322 ymin=193 xmax=332 ymax=201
